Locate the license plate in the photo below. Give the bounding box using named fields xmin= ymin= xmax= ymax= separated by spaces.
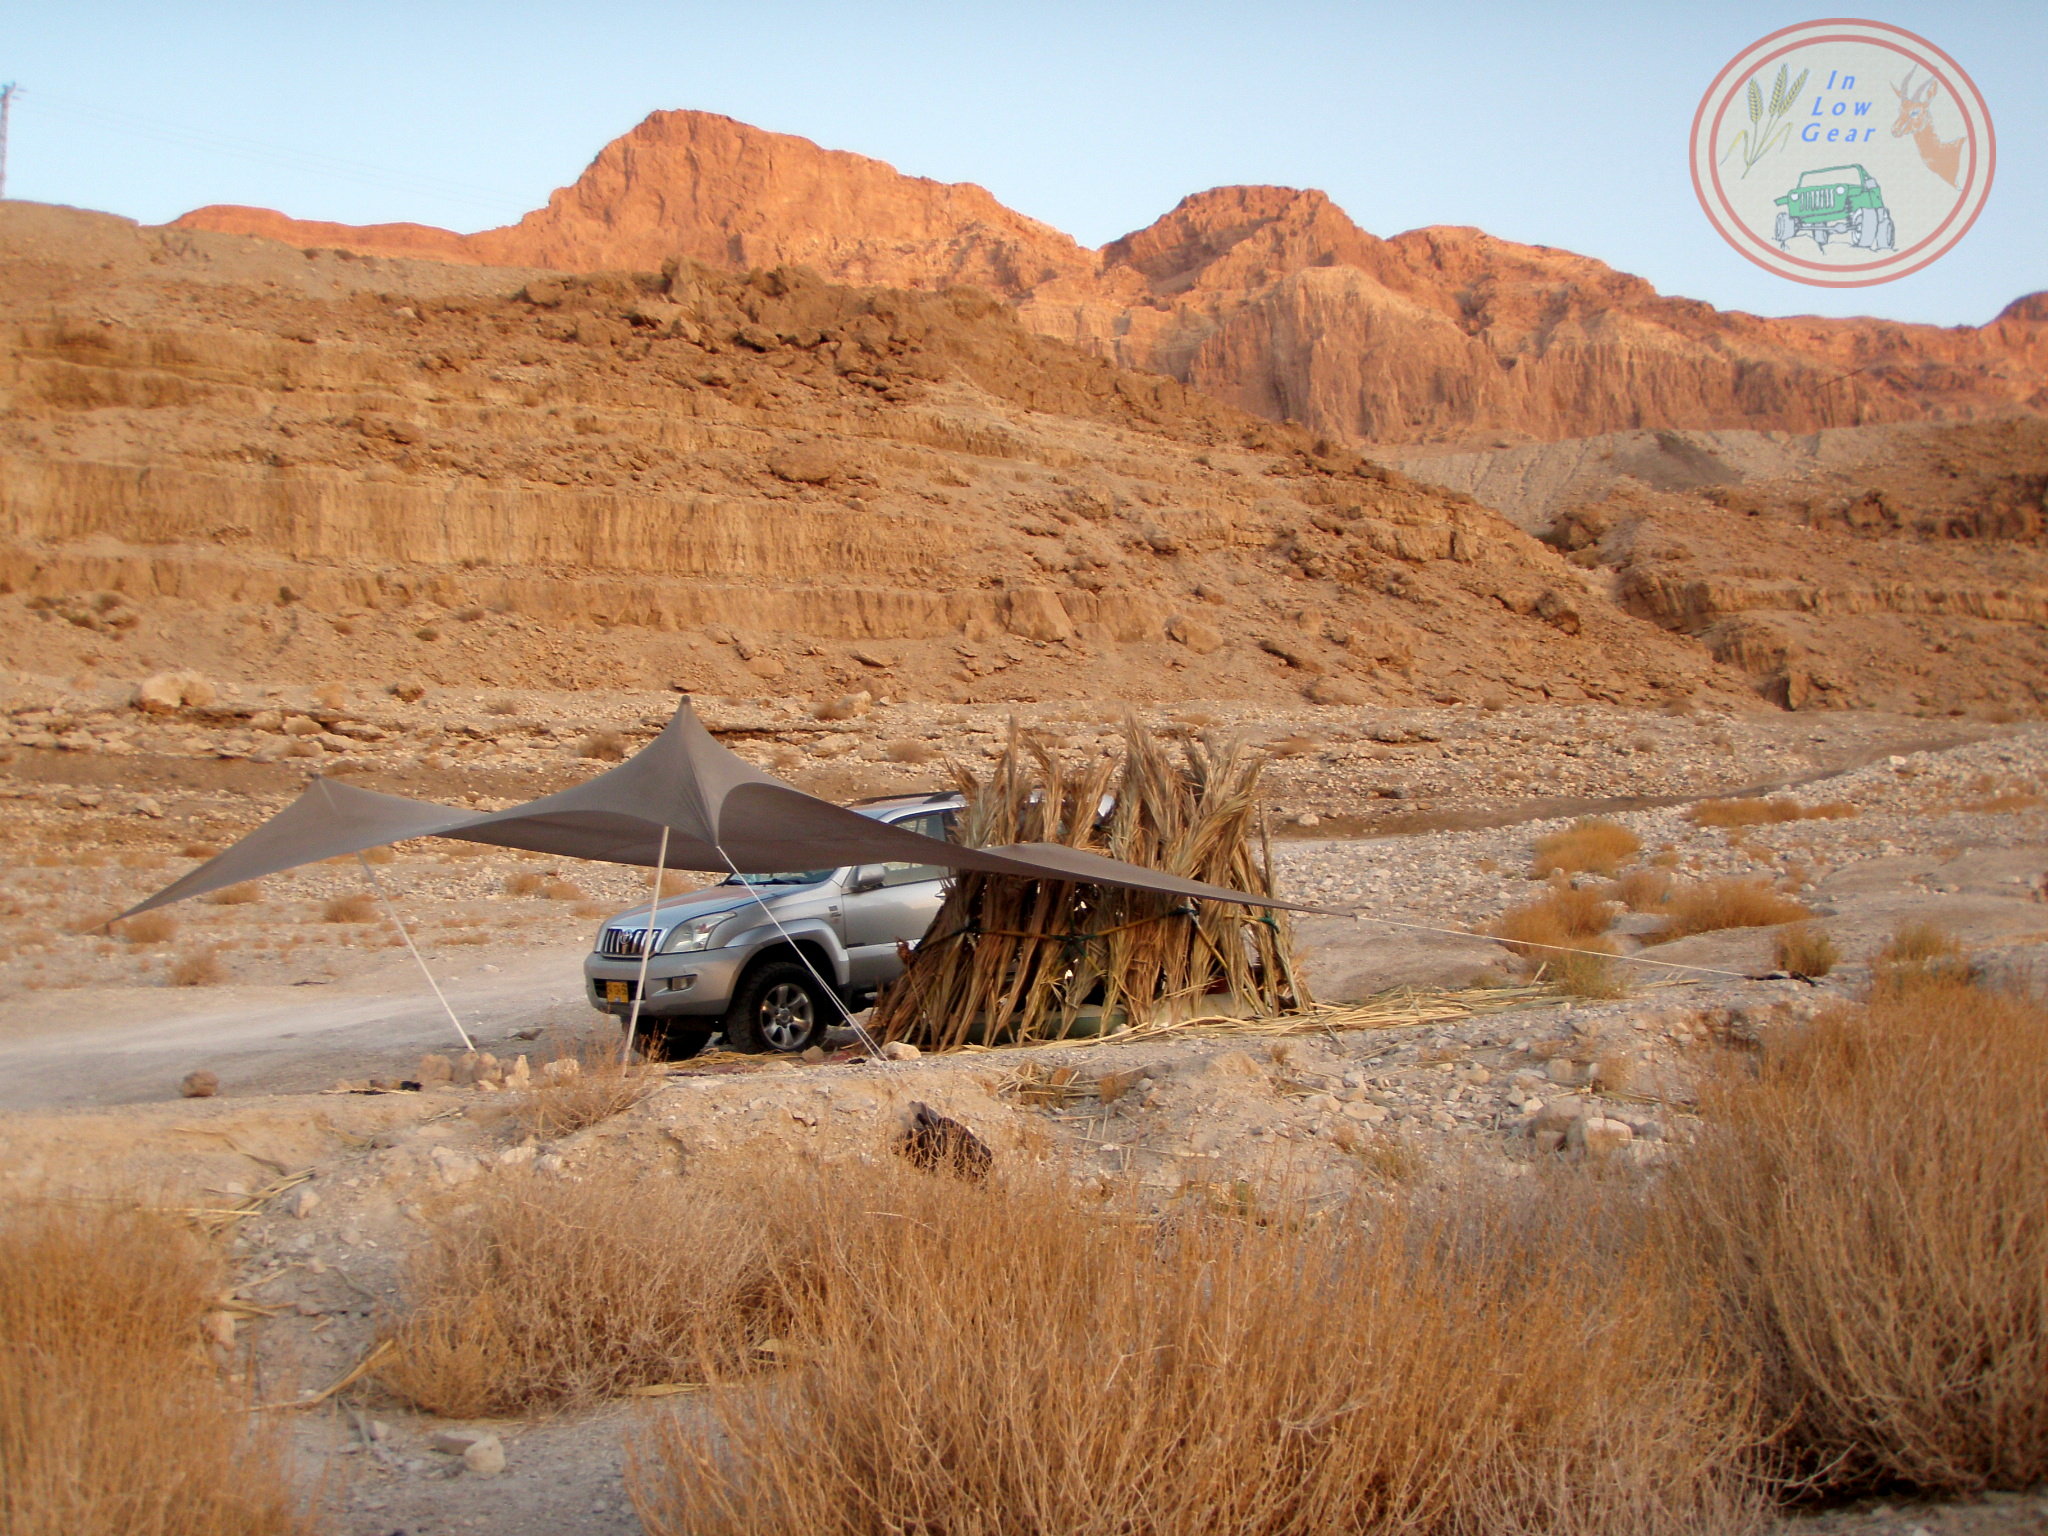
xmin=604 ymin=981 xmax=631 ymax=1003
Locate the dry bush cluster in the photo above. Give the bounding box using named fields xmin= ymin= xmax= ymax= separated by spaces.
xmin=1690 ymin=796 xmax=1856 ymax=828
xmin=1772 ymin=923 xmax=1839 ymax=978
xmin=0 ymin=1203 xmax=311 ymax=1535
xmin=578 ymin=729 xmax=628 ymax=762
xmin=1652 ymin=878 xmax=1810 ymax=942
xmin=504 ymin=872 xmax=590 ymax=901
xmin=512 ymin=1052 xmax=657 ymax=1140
xmin=1530 ymin=817 xmax=1640 ymax=877
xmin=320 ymin=892 xmax=378 ymax=924
xmin=169 ymin=948 xmax=227 ymax=987
xmin=205 ymin=881 xmax=265 ymax=906
xmin=1668 ymin=973 xmax=2048 ymax=1494
xmin=377 ymin=1165 xmax=797 ymax=1417
xmin=629 ymin=1165 xmax=1764 ymax=1536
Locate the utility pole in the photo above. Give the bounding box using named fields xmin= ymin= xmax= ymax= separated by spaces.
xmin=0 ymin=83 xmax=15 ymax=200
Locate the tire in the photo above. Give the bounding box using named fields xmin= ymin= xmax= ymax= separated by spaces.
xmin=1852 ymin=208 xmax=1873 ymax=249
xmin=1877 ymin=210 xmax=1895 ymax=251
xmin=1814 ymin=227 xmax=1829 ymax=250
xmin=629 ymin=1019 xmax=714 ymax=1062
xmin=1774 ymin=211 xmax=1792 ymax=246
xmin=722 ymin=960 xmax=833 ymax=1055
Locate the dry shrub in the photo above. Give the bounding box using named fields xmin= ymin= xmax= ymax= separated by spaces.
xmin=1531 ymin=818 xmax=1641 ymax=877
xmin=503 ymin=871 xmax=547 ymax=897
xmin=0 ymin=1202 xmax=311 ymax=1535
xmin=179 ymin=841 xmax=220 ymax=859
xmin=1872 ymin=920 xmax=1969 ymax=993
xmin=1493 ymin=885 xmax=1615 ymax=959
xmin=883 ymin=738 xmax=935 ymax=765
xmin=1667 ymin=976 xmax=2048 ymax=1495
xmin=377 ymin=1166 xmax=795 ymax=1417
xmin=577 ymin=729 xmax=627 ymax=762
xmin=541 ymin=878 xmax=586 ymax=901
xmin=630 ymin=1162 xmax=1763 ymax=1536
xmin=1609 ymin=867 xmax=1675 ymax=912
xmin=1773 ymin=923 xmax=1838 ymax=979
xmin=169 ymin=948 xmax=226 ymax=987
xmin=513 ymin=1052 xmax=655 ymax=1140
xmin=1691 ymin=796 xmax=1856 ymax=828
xmin=1555 ymin=949 xmax=1629 ymax=999
xmin=1268 ymin=733 xmax=1322 ymax=757
xmin=113 ymin=910 xmax=178 ymax=945
xmin=204 ymin=880 xmax=264 ymax=905
xmin=320 ymin=892 xmax=377 ymax=923
xmin=486 ymin=695 xmax=520 ymax=716
xmin=1653 ymin=879 xmax=1810 ymax=942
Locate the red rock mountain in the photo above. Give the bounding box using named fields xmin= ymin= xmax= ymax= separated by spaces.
xmin=175 ymin=110 xmax=2048 ymax=447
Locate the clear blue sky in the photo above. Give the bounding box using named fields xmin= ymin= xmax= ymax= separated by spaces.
xmin=6 ymin=1 xmax=2041 ymax=325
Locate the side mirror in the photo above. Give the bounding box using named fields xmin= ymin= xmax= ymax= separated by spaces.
xmin=848 ymin=866 xmax=886 ymax=894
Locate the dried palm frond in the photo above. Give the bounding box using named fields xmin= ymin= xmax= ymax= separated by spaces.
xmin=872 ymin=717 xmax=1309 ymax=1051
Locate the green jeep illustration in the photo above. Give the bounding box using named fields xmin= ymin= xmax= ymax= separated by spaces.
xmin=1772 ymin=165 xmax=1896 ymax=252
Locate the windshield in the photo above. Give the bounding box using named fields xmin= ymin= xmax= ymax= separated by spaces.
xmin=722 ymin=869 xmax=834 ymax=887
xmin=1798 ymin=166 xmax=1858 ymax=186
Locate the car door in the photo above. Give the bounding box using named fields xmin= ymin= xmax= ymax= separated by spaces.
xmin=839 ymin=809 xmax=955 ymax=986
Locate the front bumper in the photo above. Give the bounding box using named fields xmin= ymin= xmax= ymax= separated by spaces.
xmin=583 ymin=947 xmax=749 ymax=1018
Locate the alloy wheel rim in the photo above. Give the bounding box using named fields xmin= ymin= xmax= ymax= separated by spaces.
xmin=759 ymin=983 xmax=815 ymax=1051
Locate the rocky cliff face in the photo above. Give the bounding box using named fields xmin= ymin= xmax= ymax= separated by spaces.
xmin=173 ymin=111 xmax=2048 ymax=448
xmin=1 ymin=201 xmax=1736 ymax=712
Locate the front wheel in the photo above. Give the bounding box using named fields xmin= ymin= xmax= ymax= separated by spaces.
xmin=630 ymin=1019 xmax=714 ymax=1061
xmin=722 ymin=960 xmax=833 ymax=1054
xmin=1773 ymin=211 xmax=1792 ymax=246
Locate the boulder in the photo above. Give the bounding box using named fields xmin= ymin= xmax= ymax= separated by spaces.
xmin=135 ymin=671 xmax=218 ymax=714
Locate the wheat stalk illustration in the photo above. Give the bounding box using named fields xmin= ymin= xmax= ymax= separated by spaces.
xmin=1721 ymin=63 xmax=1806 ymax=177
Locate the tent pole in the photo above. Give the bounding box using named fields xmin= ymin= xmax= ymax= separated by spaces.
xmin=717 ymin=845 xmax=884 ymax=1061
xmin=622 ymin=824 xmax=670 ymax=1063
xmin=356 ymin=851 xmax=474 ymax=1053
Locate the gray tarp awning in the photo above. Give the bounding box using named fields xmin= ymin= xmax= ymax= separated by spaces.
xmin=121 ymin=702 xmax=1328 ymax=918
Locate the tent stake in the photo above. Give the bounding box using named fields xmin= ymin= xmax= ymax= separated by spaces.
xmin=355 ymin=851 xmax=474 ymax=1053
xmin=622 ymin=824 xmax=670 ymax=1063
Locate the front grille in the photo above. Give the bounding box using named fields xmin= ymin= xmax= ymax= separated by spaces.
xmin=1797 ymin=187 xmax=1839 ymax=212
xmin=600 ymin=926 xmax=656 ymax=959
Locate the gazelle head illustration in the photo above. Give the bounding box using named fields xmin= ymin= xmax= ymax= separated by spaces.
xmin=1890 ymin=67 xmax=1939 ymax=139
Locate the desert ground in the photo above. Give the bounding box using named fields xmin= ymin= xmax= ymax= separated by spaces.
xmin=3 ymin=676 xmax=2046 ymax=1535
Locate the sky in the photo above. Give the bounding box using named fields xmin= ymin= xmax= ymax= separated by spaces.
xmin=4 ymin=1 xmax=2041 ymax=327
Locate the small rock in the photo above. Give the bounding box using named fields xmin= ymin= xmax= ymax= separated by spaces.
xmin=462 ymin=1435 xmax=506 ymax=1477
xmin=430 ymin=1145 xmax=482 ymax=1187
xmin=134 ymin=669 xmax=218 ymax=714
xmin=880 ymin=1040 xmax=920 ymax=1061
xmin=290 ymin=1187 xmax=320 ymax=1219
xmin=497 ymin=1144 xmax=536 ymax=1170
xmin=180 ymin=1069 xmax=220 ymax=1099
xmin=430 ymin=1430 xmax=485 ymax=1454
xmin=507 ymin=1054 xmax=531 ymax=1089
xmin=1569 ymin=1117 xmax=1635 ymax=1158
xmin=201 ymin=1310 xmax=236 ymax=1347
xmin=799 ymin=1045 xmax=827 ymax=1064
xmin=416 ymin=1053 xmax=453 ymax=1086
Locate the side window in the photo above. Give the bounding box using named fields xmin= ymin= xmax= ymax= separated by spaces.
xmin=879 ymin=811 xmax=950 ymax=887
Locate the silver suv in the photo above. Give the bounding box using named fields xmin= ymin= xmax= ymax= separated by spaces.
xmin=584 ymin=793 xmax=963 ymax=1058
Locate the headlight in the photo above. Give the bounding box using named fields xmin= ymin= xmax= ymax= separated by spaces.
xmin=662 ymin=916 xmax=731 ymax=953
